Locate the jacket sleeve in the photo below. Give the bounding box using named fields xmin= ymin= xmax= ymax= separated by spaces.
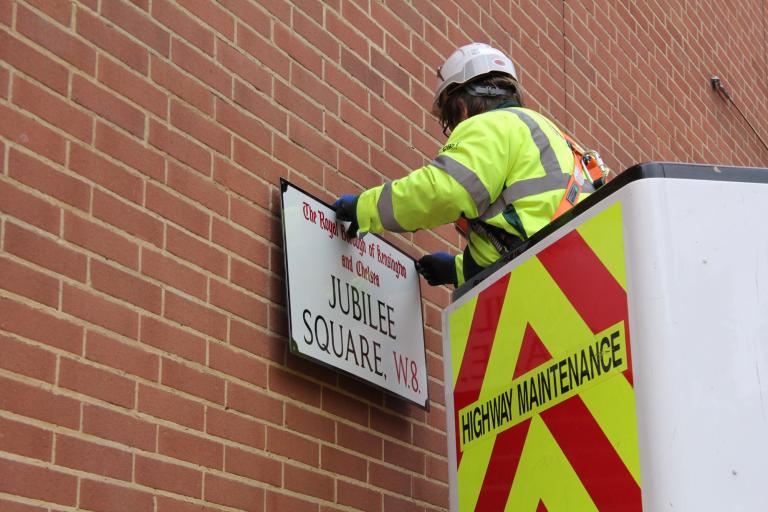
xmin=355 ymin=113 xmax=512 ymax=235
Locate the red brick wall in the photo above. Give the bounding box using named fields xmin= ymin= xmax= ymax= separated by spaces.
xmin=0 ymin=1 xmax=765 ymax=511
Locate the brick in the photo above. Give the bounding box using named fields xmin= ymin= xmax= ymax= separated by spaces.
xmin=95 ymin=122 xmax=165 ymax=181
xmin=227 ymin=382 xmax=283 ymax=425
xmin=213 ymin=156 xmax=270 ymax=208
xmin=210 ymin=279 xmax=267 ymax=325
xmin=0 ymin=334 xmax=56 ymax=383
xmin=268 ymin=365 xmax=321 ymax=407
xmin=24 ymin=0 xmax=71 ymax=26
xmin=0 ymin=103 xmax=66 ymax=164
xmin=83 ymin=404 xmax=156 ymax=451
xmin=285 ymin=403 xmax=334 ymax=443
xmin=233 ymin=80 xmax=285 ymax=131
xmin=159 ymin=426 xmax=223 ymax=469
xmin=233 ymin=138 xmax=284 ymax=185
xmin=0 ymin=499 xmax=46 ymax=512
xmin=289 ymin=115 xmax=338 ymax=166
xmin=274 ymin=79 xmax=322 ymax=130
xmin=69 ymin=145 xmax=144 ymax=204
xmin=274 ymin=23 xmax=321 ymax=76
xmin=171 ymin=38 xmax=230 ymax=95
xmin=59 ymin=356 xmax=136 ymax=408
xmin=0 ymin=416 xmax=52 ymax=461
xmin=212 ymin=219 xmax=269 ymax=269
xmin=166 ymin=226 xmax=227 ymax=277
xmin=171 ymin=100 xmax=230 ymax=155
xmin=91 ymin=259 xmax=162 ymax=314
xmin=219 ymin=1 xmax=269 ymax=37
xmin=56 ymin=434 xmax=133 ymax=480
xmin=9 ymin=149 xmax=90 ymax=211
xmin=219 ymin=43 xmax=271 ymax=94
xmin=225 ymin=446 xmax=281 ymax=485
xmin=229 ymin=319 xmax=287 ymax=365
xmin=266 ymin=426 xmax=318 ymax=466
xmin=18 ymin=5 xmax=95 ymax=74
xmin=284 ymin=463 xmax=334 ymax=502
xmin=339 ymin=480 xmax=382 ymax=512
xmin=146 ymin=182 xmax=210 ymax=237
xmin=149 ymin=119 xmax=212 ymax=176
xmin=63 ymin=211 xmax=139 ymax=270
xmin=141 ymin=248 xmax=207 ymax=300
xmin=76 ymin=7 xmax=149 ymax=74
xmin=370 ymin=460 xmax=411 ymax=495
xmin=140 ymin=315 xmax=206 ymax=363
xmin=102 ymin=0 xmax=170 ymax=56
xmin=72 ymin=75 xmax=145 ymax=137
xmin=413 ymin=423 xmax=447 ymax=457
xmin=0 ymin=179 xmax=59 ymax=235
xmin=168 ymin=162 xmax=228 ymax=216
xmin=162 ymin=358 xmax=225 ymax=404
xmin=337 ymin=422 xmax=382 ymax=458
xmin=183 ymin=0 xmax=235 ymax=39
xmin=164 ymin=291 xmax=227 ymax=340
xmin=0 ymin=375 xmax=80 ymax=428
xmin=99 ymin=56 xmax=168 ymax=118
xmin=0 ymin=458 xmax=77 ymax=506
xmin=383 ymin=494 xmax=423 ymax=512
xmin=0 ymin=31 xmax=68 ymax=94
xmin=151 ymin=57 xmax=214 ymax=115
xmin=204 ymin=474 xmax=264 ymax=512
xmin=138 ymin=384 xmax=204 ymax=430
xmin=0 ymin=297 xmax=83 ymax=354
xmin=230 ymin=196 xmax=277 ymax=240
xmin=426 ymin=454 xmax=448 ymax=483
xmin=384 ymin=440 xmax=424 ymax=474
xmin=237 ymin=23 xmax=288 ymax=79
xmin=93 ymin=190 xmax=164 ymax=247
xmin=206 ymin=407 xmax=265 ymax=448
xmin=215 ymin=99 xmax=270 ymax=150
xmin=209 ymin=342 xmax=267 ymax=387
xmin=322 ymin=388 xmax=369 ymax=426
xmin=136 ymin=455 xmax=203 ymax=498
xmin=0 ymin=255 xmax=58 ymax=307
xmin=86 ymin=330 xmax=159 ymax=381
xmin=321 ymin=445 xmax=367 ymax=480
xmin=341 ymin=48 xmax=383 ymax=96
xmin=62 ymin=283 xmax=139 ymax=338
xmin=266 ymin=491 xmax=318 ymax=512
xmin=80 ymin=480 xmax=154 ymax=512
xmin=156 ymin=497 xmax=220 ymax=512
xmin=293 ymin=8 xmax=339 ymax=61
xmin=413 ymin=476 xmax=448 ymax=508
xmin=12 ymin=75 xmax=92 ymax=142
xmin=371 ymin=406 xmax=411 ymax=440
xmin=153 ymin=0 xmax=214 ymax=55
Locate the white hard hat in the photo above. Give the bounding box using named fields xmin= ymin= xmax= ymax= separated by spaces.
xmin=432 ymin=43 xmax=518 ymax=114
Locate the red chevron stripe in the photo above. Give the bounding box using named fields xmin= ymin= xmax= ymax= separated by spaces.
xmin=472 ymin=419 xmax=531 ymax=511
xmin=537 ymin=230 xmax=633 ymax=385
xmin=541 ymin=396 xmax=642 ymax=511
xmin=453 ymin=274 xmax=510 ymax=466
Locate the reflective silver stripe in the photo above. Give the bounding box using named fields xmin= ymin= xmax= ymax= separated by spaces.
xmin=377 ymin=182 xmax=407 ymax=231
xmin=479 ymin=109 xmax=569 ymax=220
xmin=431 ymin=154 xmax=491 ymax=215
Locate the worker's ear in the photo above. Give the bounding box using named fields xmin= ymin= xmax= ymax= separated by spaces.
xmin=458 ymin=99 xmax=469 ymax=124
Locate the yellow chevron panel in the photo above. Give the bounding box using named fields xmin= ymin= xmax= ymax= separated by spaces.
xmin=577 ymin=202 xmax=626 ymax=290
xmin=580 ymin=375 xmax=641 ymax=484
xmin=449 ymin=294 xmax=479 ymax=387
xmin=505 ymin=416 xmax=598 ymax=512
xmin=457 ymin=434 xmax=496 ymax=512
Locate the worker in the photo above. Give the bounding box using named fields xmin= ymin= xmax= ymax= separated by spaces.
xmin=334 ymin=42 xmax=597 ymax=287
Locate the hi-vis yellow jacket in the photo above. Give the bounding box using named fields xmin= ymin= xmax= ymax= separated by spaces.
xmin=356 ymin=106 xmax=577 ymax=286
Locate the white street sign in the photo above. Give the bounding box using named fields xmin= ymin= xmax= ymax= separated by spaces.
xmin=280 ymin=179 xmax=429 ymax=408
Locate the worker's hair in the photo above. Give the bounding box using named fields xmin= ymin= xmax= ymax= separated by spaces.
xmin=437 ymin=72 xmax=525 ymax=136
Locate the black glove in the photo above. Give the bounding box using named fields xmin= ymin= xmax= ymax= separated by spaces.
xmin=332 ymin=194 xmax=359 ymax=237
xmin=416 ymin=252 xmax=457 ymax=286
